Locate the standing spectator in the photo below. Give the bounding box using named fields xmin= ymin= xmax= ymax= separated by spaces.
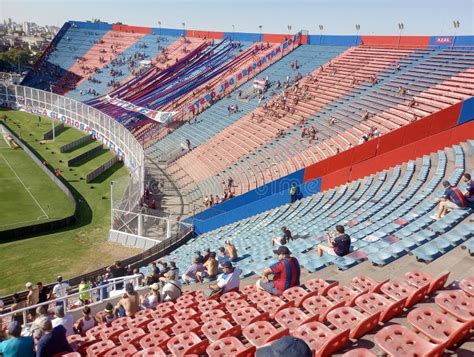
xmin=317 ymin=225 xmax=351 ymax=257
xmin=217 ymin=247 xmax=231 ymax=268
xmin=74 ymin=306 xmax=97 ymax=335
xmin=114 ymin=283 xmax=140 ymax=317
xmin=25 ymin=282 xmax=39 ymax=319
xmin=225 ymin=240 xmax=238 ymax=261
xmin=78 ymin=278 xmax=91 ymax=305
xmin=208 ymin=261 xmax=242 ymax=295
xmin=51 ymin=306 xmax=74 ymax=337
xmin=107 ymin=261 xmax=127 ymax=289
xmin=431 ymin=180 xmax=467 ymax=220
xmin=145 ymin=262 xmax=160 ymax=285
xmin=0 ymin=321 xmax=34 ymax=357
xmin=272 ymin=226 xmax=294 ymax=246
xmin=51 ymin=276 xmax=70 ymax=307
xmin=256 ymin=246 xmax=300 ymax=295
xmin=462 ymin=173 xmax=474 ymax=207
xmin=161 ymin=271 xmax=182 ymax=302
xmin=36 ymin=318 xmax=72 ymax=357
xmin=36 ymin=283 xmax=50 ymax=304
xmin=181 ymin=257 xmax=205 ymax=284
xmin=202 ymin=252 xmax=219 ymax=280
xmin=290 ymin=183 xmax=297 ymax=204
xmin=141 ymin=283 xmax=160 ymax=309
xmin=10 ymin=294 xmax=25 ymax=324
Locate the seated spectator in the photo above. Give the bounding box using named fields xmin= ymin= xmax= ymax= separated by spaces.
xmin=114 ymin=283 xmax=140 ymax=317
xmin=225 ymin=240 xmax=238 ymax=261
xmin=256 ymin=246 xmax=300 ymax=295
xmin=74 ymin=306 xmax=97 ymax=335
xmin=30 ymin=306 xmax=50 ymax=339
xmin=36 ymin=318 xmax=72 ymax=357
xmin=169 ymin=261 xmax=179 ymax=277
xmin=51 ymin=306 xmax=74 ymax=337
xmin=0 ymin=321 xmax=34 ymax=357
xmin=317 ymin=225 xmax=351 ymax=257
xmin=463 ymin=173 xmax=474 ymax=207
xmin=182 ymin=257 xmax=205 ymax=284
xmin=101 ymin=303 xmax=116 ymax=325
xmin=203 ymin=248 xmax=211 ymax=263
xmin=202 ymin=252 xmax=219 ymax=280
xmin=272 ymin=226 xmax=293 ymax=246
xmin=161 ymin=271 xmax=182 ymax=302
xmin=205 ymin=261 xmax=242 ymax=298
xmin=256 ymin=335 xmax=312 ymax=357
xmin=141 ymin=283 xmax=160 ymax=309
xmin=217 ymin=247 xmax=231 ymax=268
xmin=431 ymin=180 xmax=467 ymax=220
xmin=145 ymin=262 xmax=160 ymax=285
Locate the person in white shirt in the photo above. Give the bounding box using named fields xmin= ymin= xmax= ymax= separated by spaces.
xmin=161 ymin=271 xmax=182 ymax=302
xmin=51 ymin=306 xmax=74 ymax=337
xmin=209 ymin=261 xmax=242 ymax=294
xmin=141 ymin=283 xmax=160 ymax=309
xmin=51 ymin=275 xmax=70 ymax=306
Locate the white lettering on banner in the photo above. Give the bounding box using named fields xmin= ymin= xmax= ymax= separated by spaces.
xmin=104 ymin=96 xmax=175 ymax=123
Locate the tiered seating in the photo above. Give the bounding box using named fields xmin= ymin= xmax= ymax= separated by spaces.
xmin=64 ymin=273 xmax=472 ymax=356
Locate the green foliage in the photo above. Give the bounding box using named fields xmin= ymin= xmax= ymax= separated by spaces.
xmin=0 ymin=48 xmax=33 ymax=71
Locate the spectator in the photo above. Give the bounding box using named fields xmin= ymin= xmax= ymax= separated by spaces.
xmin=145 ymin=262 xmax=160 ymax=285
xmin=51 ymin=306 xmax=74 ymax=337
xmin=225 ymin=240 xmax=238 ymax=261
xmin=114 ymin=283 xmax=140 ymax=317
xmin=182 ymin=257 xmax=205 ymax=284
xmin=206 ymin=261 xmax=242 ymax=298
xmin=78 ymin=278 xmax=91 ymax=305
xmin=203 ymin=248 xmax=211 ymax=263
xmin=217 ymin=247 xmax=231 ymax=268
xmin=290 ymin=183 xmax=297 ymax=204
xmin=431 ymin=180 xmax=467 ymax=220
xmin=161 ymin=271 xmax=182 ymax=302
xmin=141 ymin=283 xmax=160 ymax=309
xmin=29 ymin=306 xmax=50 ymax=340
xmin=10 ymin=294 xmax=25 ymax=324
xmin=462 ymin=173 xmax=474 ymax=207
xmin=51 ymin=276 xmax=70 ymax=307
xmin=25 ymin=282 xmax=39 ymax=319
xmin=36 ymin=283 xmax=50 ymax=304
xmin=202 ymin=252 xmax=219 ymax=280
xmin=107 ymin=261 xmax=127 ymax=280
xmin=256 ymin=335 xmax=312 ymax=357
xmin=101 ymin=303 xmax=116 ymax=325
xmin=317 ymin=225 xmax=351 ymax=257
xmin=194 ymin=251 xmax=204 ymax=264
xmin=169 ymin=261 xmax=179 ymax=277
xmin=256 ymin=246 xmax=300 ymax=295
xmin=36 ymin=318 xmax=72 ymax=357
xmin=74 ymin=306 xmax=97 ymax=335
xmin=272 ymin=226 xmax=294 ymax=246
xmin=0 ymin=321 xmax=34 ymax=357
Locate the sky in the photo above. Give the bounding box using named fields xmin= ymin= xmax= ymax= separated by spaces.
xmin=1 ymin=0 xmax=473 ymax=36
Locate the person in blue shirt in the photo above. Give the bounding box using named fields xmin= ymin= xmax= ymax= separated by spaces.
xmin=317 ymin=225 xmax=351 ymax=257
xmin=431 ymin=180 xmax=467 ymax=220
xmin=35 ymin=318 xmax=72 ymax=357
xmin=0 ymin=321 xmax=34 ymax=357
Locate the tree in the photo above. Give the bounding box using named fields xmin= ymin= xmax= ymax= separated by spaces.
xmin=0 ymin=48 xmax=34 ymax=72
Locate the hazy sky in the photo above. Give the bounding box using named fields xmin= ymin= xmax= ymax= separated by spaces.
xmin=1 ymin=0 xmax=473 ymax=36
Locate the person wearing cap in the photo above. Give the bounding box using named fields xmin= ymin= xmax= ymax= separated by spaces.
xmin=74 ymin=306 xmax=97 ymax=334
xmin=209 ymin=261 xmax=242 ymax=295
xmin=51 ymin=305 xmax=74 ymax=337
xmin=0 ymin=321 xmax=34 ymax=357
xmin=256 ymin=246 xmax=300 ymax=295
xmin=182 ymin=256 xmax=205 ymax=284
xmin=256 ymin=335 xmax=312 ymax=357
xmin=51 ymin=275 xmax=70 ymax=307
xmin=36 ymin=317 xmax=72 ymax=357
xmin=114 ymin=283 xmax=140 ymax=317
xmin=25 ymin=282 xmax=39 ymax=319
xmin=161 ymin=271 xmax=182 ymax=302
xmin=102 ymin=303 xmax=116 ymax=325
xmin=141 ymin=283 xmax=160 ymax=309
xmin=225 ymin=240 xmax=238 ymax=261
xmin=431 ymin=180 xmax=467 ymax=220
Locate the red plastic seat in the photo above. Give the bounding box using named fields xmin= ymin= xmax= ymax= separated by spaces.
xmin=147 ymin=317 xmax=173 ymax=333
xmin=118 ymin=327 xmax=145 ymax=347
xmin=103 ymin=343 xmax=137 ymax=357
xmin=152 ymin=303 xmax=175 ymax=318
xmin=111 ymin=316 xmax=131 ymax=328
xmin=380 ymin=280 xmax=429 ymax=307
xmin=86 ymin=340 xmax=116 ymax=357
xmin=172 ymin=319 xmax=201 ymax=335
xmin=404 ymin=271 xmax=450 ymax=295
xmin=242 ymin=321 xmax=289 ymax=347
xmin=292 ymin=321 xmax=350 ymax=357
xmin=231 ymin=306 xmax=269 ymax=328
xmin=342 ymin=348 xmax=377 ymax=357
xmin=375 ymin=324 xmax=446 ymax=357
xmin=198 ymin=299 xmax=225 ymax=313
xmin=134 ymin=347 xmax=167 ymax=357
xmin=174 ymin=297 xmax=198 ymax=311
xmin=201 ymin=317 xmax=242 ymax=342
xmin=282 ymin=286 xmax=318 ymax=307
xmin=304 ymin=278 xmax=338 ymax=295
xmin=68 ymin=335 xmax=96 ymax=355
xmin=327 ymin=285 xmax=368 ymax=307
xmin=134 ymin=309 xmax=154 ymax=319
xmin=326 ymin=307 xmax=381 ymax=339
xmin=459 ymin=276 xmax=474 ymax=297
xmin=302 ymin=295 xmax=345 ymax=321
xmin=257 ymin=296 xmax=294 ymax=319
xmin=206 ymin=336 xmax=256 ymax=357
xmin=408 ymin=306 xmax=472 ymax=347
xmin=350 ymin=275 xmax=388 ymax=293
xmin=225 ymin=298 xmax=252 ymax=313
xmin=139 ymin=330 xmax=171 ymax=350
xmin=219 ymin=291 xmax=244 ymax=303
xmin=100 ymin=325 xmax=126 ymax=343
xmin=166 ymin=332 xmax=209 ymax=357
xmin=274 ymin=307 xmax=319 ymax=332
xmin=246 ymin=289 xmax=271 ymax=304
xmin=241 ymin=284 xmax=257 ymax=295
xmin=85 ymin=325 xmax=105 ymax=340
xmin=55 ymin=353 xmax=81 ymax=357
xmin=201 ymin=308 xmax=231 ymax=322
xmin=435 ymin=290 xmax=473 ymax=322
xmin=355 ymin=292 xmax=407 ymax=322
xmin=129 ymin=315 xmax=152 ymax=329
xmin=174 ymin=307 xmax=199 ymax=322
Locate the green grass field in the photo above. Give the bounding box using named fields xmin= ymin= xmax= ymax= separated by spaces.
xmin=0 ymin=110 xmax=140 ymax=296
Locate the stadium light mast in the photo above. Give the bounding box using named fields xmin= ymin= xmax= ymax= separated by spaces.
xmin=232 ymin=24 xmax=235 ymax=41
xmin=287 ymin=25 xmax=292 ymax=37
xmin=318 ymin=24 xmax=324 ymax=45
xmin=49 ymin=82 xmax=55 ymax=141
xmin=158 ymin=21 xmax=161 ymax=37
xmin=397 ymin=22 xmax=404 ymax=48
xmin=355 ymin=24 xmax=361 ymax=45
xmin=259 ymin=25 xmax=263 ymax=42
xmin=110 ymin=181 xmax=114 ymax=229
xmin=182 ymin=22 xmax=186 ymax=37
xmin=453 ymin=20 xmax=460 ymax=47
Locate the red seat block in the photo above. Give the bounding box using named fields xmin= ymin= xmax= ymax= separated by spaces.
xmin=174 ymin=307 xmax=199 ymax=322
xmin=342 ymin=348 xmax=377 ymax=357
xmin=152 ymin=302 xmax=175 ymax=318
xmin=350 ymin=275 xmax=388 ymax=293
xmin=135 ymin=347 xmax=167 ymax=357
xmin=302 ymin=295 xmax=345 ymax=321
xmin=219 ymin=291 xmax=244 ymax=304
xmin=257 ymin=296 xmax=294 ymax=319
xmin=85 ymin=325 xmax=105 ymax=340
xmin=292 ymin=321 xmax=350 ymax=357
xmin=201 ymin=317 xmax=242 ymax=342
xmin=167 ymin=332 xmax=209 ymax=357
xmin=118 ymin=327 xmax=145 ymax=347
xmin=435 ymin=290 xmax=474 ymax=322
xmin=459 ymin=276 xmax=474 ymax=297
xmin=274 ymin=307 xmax=319 ymax=333
xmin=139 ymin=330 xmax=171 ymax=350
xmin=100 ymin=325 xmax=126 ymax=343
xmin=198 ymin=299 xmax=225 ymax=313
xmin=404 ymin=271 xmax=450 ymax=295
xmin=129 ymin=315 xmax=152 ymax=329
xmin=326 ymin=307 xmax=381 ymax=339
xmin=86 ymin=340 xmax=116 ymax=357
xmin=201 ymin=308 xmax=232 ymax=322
xmin=242 ymin=321 xmax=289 ymax=347
xmin=225 ymin=298 xmax=253 ymax=314
xmin=241 ymin=284 xmax=257 ymax=296
xmin=375 ymin=324 xmax=446 ymax=357
xmin=206 ymin=336 xmax=256 ymax=357
xmin=246 ymin=290 xmax=271 ymax=304
xmin=304 ymin=278 xmax=338 ymax=295
xmin=408 ymin=306 xmax=472 ymax=347
xmin=103 ymin=343 xmax=137 ymax=357
xmin=381 ymin=280 xmax=429 ymax=307
xmin=147 ymin=317 xmax=173 ymax=333
xmin=172 ymin=319 xmax=201 ymax=336
xmin=327 ymin=285 xmax=368 ymax=307
xmin=232 ymin=306 xmax=269 ymax=328
xmin=282 ymin=286 xmax=319 ymax=307
xmin=355 ymin=292 xmax=407 ymax=322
